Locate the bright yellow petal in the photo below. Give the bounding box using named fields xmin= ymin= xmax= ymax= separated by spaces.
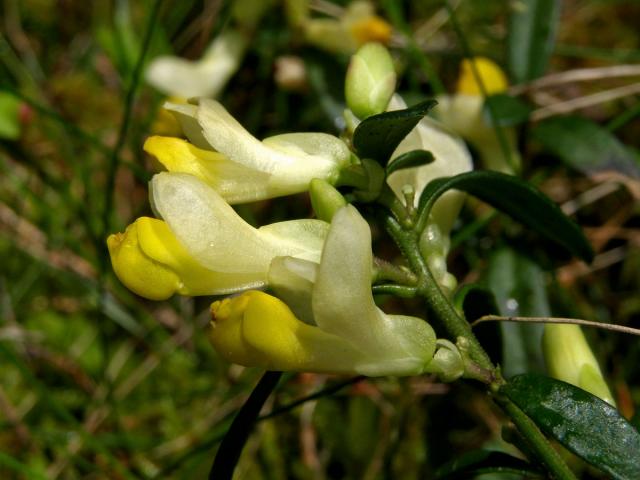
xmin=144 ymin=136 xmax=274 ymax=204
xmin=107 ymin=220 xmax=181 ymax=301
xmin=209 ymin=291 xmax=367 ymax=373
xmin=108 ymin=217 xmax=264 ymax=299
xmin=456 ymin=57 xmax=508 ymax=96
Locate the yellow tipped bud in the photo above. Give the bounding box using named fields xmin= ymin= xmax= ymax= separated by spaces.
xmin=456 ymin=57 xmax=508 ymax=96
xmin=542 ymin=324 xmax=615 ymax=405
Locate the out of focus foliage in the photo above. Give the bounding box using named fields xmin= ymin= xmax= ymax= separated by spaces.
xmin=1 ymin=0 xmax=639 ymax=478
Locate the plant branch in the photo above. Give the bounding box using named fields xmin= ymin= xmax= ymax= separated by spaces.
xmin=494 ymin=394 xmax=578 ymax=480
xmin=384 ymin=215 xmax=493 ymax=370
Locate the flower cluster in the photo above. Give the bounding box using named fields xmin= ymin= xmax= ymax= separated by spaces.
xmin=108 ymin=40 xmax=477 ymax=378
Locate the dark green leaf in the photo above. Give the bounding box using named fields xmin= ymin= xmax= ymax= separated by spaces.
xmin=502 ymin=374 xmax=640 ymax=480
xmin=508 ymin=0 xmax=561 ymax=82
xmin=386 ymin=149 xmax=435 ymax=176
xmin=532 ymin=115 xmax=640 ymax=179
xmin=210 ymin=372 xmax=282 ymax=480
xmin=454 ymin=284 xmax=500 ymax=319
xmin=485 ymin=248 xmax=548 ymax=377
xmin=435 ymin=449 xmax=542 ymax=479
xmin=417 ymin=171 xmax=594 ymax=262
xmin=484 ymin=94 xmax=532 ymax=127
xmin=352 ymin=100 xmax=437 ymax=163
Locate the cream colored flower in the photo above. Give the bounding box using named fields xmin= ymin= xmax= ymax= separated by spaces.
xmin=146 ymin=99 xmax=351 ymax=203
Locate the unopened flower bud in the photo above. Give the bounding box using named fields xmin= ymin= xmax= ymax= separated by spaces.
xmin=345 ymin=42 xmax=396 ymax=119
xmin=425 ymin=339 xmax=464 ymax=382
xmin=542 ymin=324 xmax=615 ymax=405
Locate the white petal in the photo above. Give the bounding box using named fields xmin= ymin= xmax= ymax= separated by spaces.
xmin=145 ymin=30 xmax=246 ymax=98
xmin=268 ymin=256 xmax=318 ymax=325
xmin=313 ymin=206 xmax=437 ymax=370
xmin=164 ymin=102 xmax=212 ymax=149
xmin=195 ymin=100 xmax=350 ymax=196
xmin=151 ymin=173 xmax=328 ymax=276
xmin=312 ymin=205 xmax=379 ymax=343
xmin=151 ymin=173 xmax=277 ymax=273
xmin=259 ymin=219 xmax=329 ymax=264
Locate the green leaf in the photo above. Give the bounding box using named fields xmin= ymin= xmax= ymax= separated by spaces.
xmin=417 ymin=171 xmax=594 ymax=262
xmin=210 ymin=372 xmax=282 ymax=480
xmin=352 ymin=99 xmax=437 ymax=163
xmin=532 ymin=115 xmax=640 ymax=179
xmin=385 ymin=149 xmax=434 ymax=176
xmin=508 ymin=0 xmax=561 ymax=82
xmin=483 ymin=94 xmax=532 ymax=127
xmin=484 ymin=248 xmax=549 ymax=378
xmin=502 ymin=373 xmax=640 ymax=480
xmin=435 ymin=449 xmax=542 ymax=479
xmin=0 ymin=92 xmax=21 ymax=140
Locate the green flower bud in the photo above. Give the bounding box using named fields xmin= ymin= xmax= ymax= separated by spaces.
xmin=309 ymin=179 xmax=347 ymax=222
xmin=425 ymin=339 xmax=464 ymax=382
xmin=345 ymin=42 xmax=396 ymax=119
xmin=542 ymin=324 xmax=615 ymax=405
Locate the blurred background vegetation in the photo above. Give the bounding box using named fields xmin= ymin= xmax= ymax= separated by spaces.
xmin=1 ymin=0 xmax=639 ymax=478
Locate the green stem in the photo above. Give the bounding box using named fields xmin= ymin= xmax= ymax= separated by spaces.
xmin=373 ymin=257 xmax=418 ymax=285
xmin=384 ymin=215 xmax=493 ymax=370
xmin=102 ymin=0 xmax=163 ymax=240
xmin=372 ymin=284 xmax=418 ymax=298
xmin=494 ymin=394 xmax=578 ymax=480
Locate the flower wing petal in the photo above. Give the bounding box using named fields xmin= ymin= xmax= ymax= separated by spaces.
xmin=151 ymin=172 xmax=279 ymax=274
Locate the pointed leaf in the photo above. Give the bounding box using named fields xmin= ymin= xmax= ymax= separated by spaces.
xmin=508 ymin=0 xmax=561 ymax=82
xmin=502 ymin=373 xmax=640 ymax=480
xmin=484 ymin=248 xmax=548 ymax=377
xmin=353 ymin=99 xmax=438 ymax=163
xmin=532 ymin=115 xmax=640 ymax=179
xmin=417 ymin=171 xmax=593 ymax=262
xmin=385 ymin=149 xmax=435 ymax=176
xmin=435 ymin=449 xmax=542 ymax=480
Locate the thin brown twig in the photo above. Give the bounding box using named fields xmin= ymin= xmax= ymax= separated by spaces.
xmin=472 ymin=315 xmax=640 ymax=336
xmin=510 ymin=64 xmax=640 ymax=95
xmin=530 ymin=82 xmax=640 ymax=121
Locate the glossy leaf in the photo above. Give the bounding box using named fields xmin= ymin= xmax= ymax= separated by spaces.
xmin=484 ymin=248 xmax=548 ymax=378
xmin=417 ymin=171 xmax=594 ymax=262
xmin=508 ymin=0 xmax=561 ymax=82
xmin=484 ymin=94 xmax=532 ymax=127
xmin=385 ymin=149 xmax=435 ymax=176
xmin=502 ymin=373 xmax=640 ymax=480
xmin=533 ymin=115 xmax=640 ymax=179
xmin=435 ymin=449 xmax=542 ymax=479
xmin=352 ymin=99 xmax=437 ymax=163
